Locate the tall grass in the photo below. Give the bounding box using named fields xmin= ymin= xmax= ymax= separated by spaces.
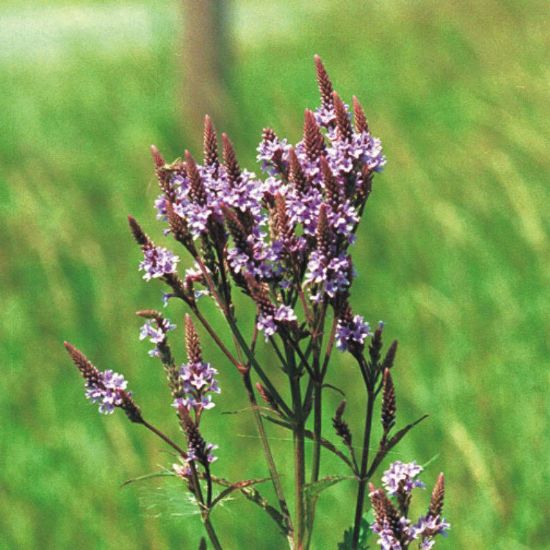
xmin=1 ymin=1 xmax=548 ymax=547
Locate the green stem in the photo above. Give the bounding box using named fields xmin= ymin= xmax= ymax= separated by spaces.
xmin=287 ymin=343 xmax=305 ymax=549
xmin=227 ymin=315 xmax=293 ymax=418
xmin=242 ymin=371 xmax=293 ymax=539
xmin=141 ymin=420 xmax=222 ymax=549
xmin=351 ymin=390 xmax=375 ymax=549
xmin=203 ymin=517 xmax=223 ymax=550
xmin=310 ymin=382 xmax=322 ymax=484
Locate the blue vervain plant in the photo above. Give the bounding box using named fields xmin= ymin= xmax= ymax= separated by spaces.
xmin=64 ymin=56 xmax=449 ymax=550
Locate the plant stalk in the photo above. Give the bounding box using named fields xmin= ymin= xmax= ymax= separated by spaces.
xmin=242 ymin=371 xmax=293 ymax=539
xmin=287 ymin=343 xmax=306 ymax=549
xmin=141 ymin=420 xmax=222 ymax=550
xmin=351 ymin=389 xmax=375 ymax=549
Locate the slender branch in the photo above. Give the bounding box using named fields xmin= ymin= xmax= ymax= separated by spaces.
xmin=202 ymin=516 xmax=223 ymax=550
xmin=311 ymin=381 xmax=323 ymax=483
xmin=269 ymin=335 xmax=290 ymax=371
xmin=191 ymin=307 xmax=241 ymax=370
xmin=141 ymin=419 xmax=188 ymax=457
xmin=286 ymin=341 xmax=306 ymax=549
xmin=262 ymin=415 xmax=356 ymax=474
xmin=141 ymin=420 xmax=222 ymax=549
xmin=351 ymin=390 xmax=375 ymax=549
xmin=205 ymin=463 xmax=213 ymax=507
xmin=309 ymin=302 xmax=330 ymax=483
xmin=242 ymin=371 xmax=293 ymax=537
xmin=227 ymin=315 xmax=293 ymax=418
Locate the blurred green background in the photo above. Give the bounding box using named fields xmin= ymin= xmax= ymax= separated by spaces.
xmin=2 ymin=0 xmax=549 ymax=548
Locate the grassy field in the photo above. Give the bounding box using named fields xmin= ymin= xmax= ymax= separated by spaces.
xmin=1 ymin=1 xmax=549 ymax=548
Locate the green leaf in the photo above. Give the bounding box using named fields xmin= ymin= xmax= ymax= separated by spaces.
xmin=304 ymin=476 xmax=355 ymax=538
xmin=337 ymin=514 xmax=371 ymax=549
xmin=120 ymin=471 xmax=174 ymax=488
xmin=422 ymin=453 xmax=440 ymax=469
xmin=304 ymin=475 xmax=354 ymax=501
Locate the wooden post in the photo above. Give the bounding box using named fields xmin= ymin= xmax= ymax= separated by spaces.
xmin=181 ymin=0 xmax=232 ymax=142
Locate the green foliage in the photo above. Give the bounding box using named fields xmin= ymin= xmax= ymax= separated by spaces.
xmin=338 ymin=513 xmax=372 ymax=550
xmin=1 ymin=0 xmax=549 ymax=548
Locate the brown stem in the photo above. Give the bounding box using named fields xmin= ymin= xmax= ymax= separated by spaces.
xmin=192 ymin=307 xmax=241 ymax=370
xmin=227 ymin=314 xmax=292 ymax=417
xmin=263 ymin=415 xmax=356 ymax=473
xmin=141 ymin=419 xmax=188 ymax=457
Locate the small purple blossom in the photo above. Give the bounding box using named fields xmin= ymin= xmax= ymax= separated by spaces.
xmin=257 ymin=305 xmax=297 ymax=340
xmin=257 ymin=135 xmax=290 ymax=175
xmin=139 ymin=246 xmax=179 ymax=281
xmin=371 ymin=519 xmax=405 ymax=550
xmin=85 ymin=370 xmax=128 ymax=415
xmin=172 ymin=361 xmax=220 ymax=414
xmin=172 ymin=457 xmax=192 ymax=480
xmin=139 ymin=318 xmax=176 ymax=357
xmin=188 ymin=441 xmax=218 ymax=464
xmin=382 ymin=461 xmax=425 ymax=496
xmin=305 ymin=252 xmax=352 ymax=299
xmin=413 ymin=515 xmax=451 ymax=546
xmin=314 ymin=105 xmax=336 ymax=129
xmin=336 ymin=314 xmax=371 ymax=351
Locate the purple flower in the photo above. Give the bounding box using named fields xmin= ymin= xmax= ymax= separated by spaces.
xmin=173 ymin=457 xmax=192 ymax=480
xmin=172 ymin=360 xmax=220 ymax=414
xmin=154 ymin=194 xmax=168 ymax=220
xmin=382 ymin=461 xmax=426 ymax=496
xmin=336 ymin=314 xmax=371 ymax=351
xmin=139 ymin=246 xmax=179 ymax=281
xmin=314 ymin=105 xmax=336 ymax=129
xmin=257 ymin=135 xmax=290 ymax=175
xmin=257 ymin=314 xmax=277 ymax=338
xmin=139 ymin=318 xmax=176 ymax=357
xmin=275 ymin=305 xmax=298 ymax=323
xmin=305 ymin=252 xmax=352 ymax=299
xmin=85 ymin=369 xmax=128 ymax=415
xmin=188 ymin=441 xmax=218 ymax=464
xmin=370 ymin=519 xmax=405 ymax=550
xmin=413 ymin=515 xmax=451 ymax=541
xmin=257 ymin=305 xmax=297 ymax=340
xmin=327 ymin=201 xmax=359 ymax=239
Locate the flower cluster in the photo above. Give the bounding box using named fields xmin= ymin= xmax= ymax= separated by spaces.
xmin=381 ymin=460 xmax=425 ymax=496
xmin=64 ymin=56 xmax=449 ymax=549
xmin=173 ymin=316 xmax=220 ymax=416
xmin=138 ymin=58 xmax=385 ymax=340
xmin=370 ymin=462 xmax=450 ymax=550
xmin=139 ymin=316 xmax=176 ymax=356
xmin=257 ymin=304 xmax=298 ymax=339
xmin=336 ymin=313 xmax=371 ymax=351
xmin=139 ymin=245 xmax=179 ymax=281
xmin=173 ymin=360 xmax=220 ymax=412
xmin=85 ymin=369 xmax=129 ymax=414
xmin=64 ymin=342 xmax=142 ymax=422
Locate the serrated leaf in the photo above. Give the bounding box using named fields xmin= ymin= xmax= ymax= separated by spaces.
xmin=304 ymin=476 xmax=355 ymax=539
xmin=304 ymin=475 xmax=354 ymax=500
xmin=337 ymin=514 xmax=371 ymax=549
